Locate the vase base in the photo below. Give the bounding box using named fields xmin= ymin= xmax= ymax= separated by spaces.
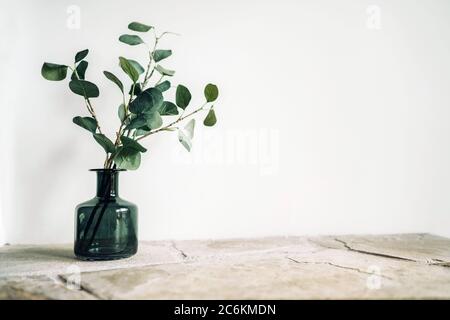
xmin=74 ymin=244 xmax=138 ymax=261
xmin=75 ymin=253 xmax=136 ymax=261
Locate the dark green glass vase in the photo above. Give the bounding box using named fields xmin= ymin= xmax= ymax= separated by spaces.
xmin=74 ymin=169 xmax=138 ymax=260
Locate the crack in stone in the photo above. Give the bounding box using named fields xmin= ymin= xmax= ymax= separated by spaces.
xmin=431 ymin=261 xmax=450 ymax=268
xmin=334 ymin=238 xmax=416 ymax=262
xmin=311 ymin=237 xmax=450 ymax=269
xmin=171 ymin=241 xmax=188 ymax=259
xmin=287 ymin=257 xmax=393 ymax=280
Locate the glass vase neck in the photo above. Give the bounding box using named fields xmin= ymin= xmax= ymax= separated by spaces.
xmin=91 ymin=169 xmax=123 ymax=198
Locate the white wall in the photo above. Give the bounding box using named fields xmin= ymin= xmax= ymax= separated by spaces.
xmin=1 ymin=0 xmax=450 ymax=244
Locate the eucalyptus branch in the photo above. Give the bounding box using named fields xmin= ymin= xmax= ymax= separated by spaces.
xmin=42 ymin=22 xmax=219 ymax=172
xmin=69 ymin=65 xmax=103 ymax=134
xmin=117 ymin=83 xmax=135 ymax=140
xmin=142 ymin=52 xmax=154 ymax=89
xmin=106 ymin=82 xmax=136 ymax=168
xmin=136 ymin=102 xmax=208 ymax=141
xmin=142 ymin=31 xmax=159 ymax=89
xmin=107 ymin=28 xmax=159 ymax=168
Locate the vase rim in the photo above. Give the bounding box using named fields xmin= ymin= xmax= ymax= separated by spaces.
xmin=89 ymin=168 xmax=126 ymax=172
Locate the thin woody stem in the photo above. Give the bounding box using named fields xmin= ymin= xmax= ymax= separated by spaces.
xmin=105 ymin=83 xmax=136 ymax=168
xmin=104 ymin=30 xmax=189 ymax=167
xmin=136 ymin=103 xmax=208 ymax=141
xmin=106 ymin=30 xmax=160 ymax=168
xmin=142 ymin=30 xmax=159 ymax=89
xmin=69 ymin=66 xmax=103 ymax=135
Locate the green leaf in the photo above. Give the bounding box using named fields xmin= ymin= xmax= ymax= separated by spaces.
xmin=135 ymin=128 xmax=150 ymax=136
xmin=204 ymin=83 xmax=219 ymax=102
xmin=93 ymin=133 xmax=116 ymax=153
xmin=119 ymin=34 xmax=144 ymax=46
xmin=119 ymin=57 xmax=139 ymax=83
xmin=128 ymin=59 xmax=145 ymax=75
xmin=155 ymin=80 xmax=171 ymax=92
xmin=153 ymin=49 xmax=172 ymax=62
xmin=184 ymin=119 xmax=195 ymax=139
xmin=125 ymin=115 xmax=147 ymax=130
xmin=144 ymin=111 xmax=163 ymax=130
xmin=41 ymin=63 xmax=68 ymax=81
xmin=128 ymin=93 xmax=149 ymax=114
xmin=73 ymin=116 xmax=97 ymax=133
xmin=203 ymin=108 xmax=217 ymax=126
xmin=155 ymin=65 xmax=175 ymax=76
xmin=71 ymin=60 xmax=88 ymax=80
xmin=176 ymin=85 xmax=191 ymax=110
xmin=75 ymin=49 xmax=89 ymax=63
xmin=69 ymin=79 xmax=99 ymax=98
xmin=103 ymin=71 xmax=124 ymax=93
xmin=129 ymin=88 xmax=163 ymax=114
xmin=114 ymin=147 xmax=141 ymax=170
xmin=178 ymin=130 xmax=192 ymax=152
xmin=121 ymin=136 xmax=147 ymax=152
xmin=118 ymin=103 xmax=126 ymax=122
xmin=128 ymin=22 xmax=152 ymax=32
xmin=128 ymin=83 xmax=142 ymax=96
xmin=159 ymin=101 xmax=178 ymax=115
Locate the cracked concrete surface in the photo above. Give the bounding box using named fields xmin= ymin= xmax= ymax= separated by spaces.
xmin=171 ymin=241 xmax=188 ymax=260
xmin=286 ymin=257 xmax=393 ymax=279
xmin=1 ymin=234 xmax=450 ymax=299
xmin=333 ymin=238 xmax=417 ymax=262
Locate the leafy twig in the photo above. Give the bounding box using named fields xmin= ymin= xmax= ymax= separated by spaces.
xmin=136 ymin=103 xmax=208 ymax=141
xmin=69 ymin=66 xmax=103 ymax=135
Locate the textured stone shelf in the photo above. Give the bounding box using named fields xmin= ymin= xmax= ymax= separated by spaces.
xmin=1 ymin=234 xmax=450 ymax=299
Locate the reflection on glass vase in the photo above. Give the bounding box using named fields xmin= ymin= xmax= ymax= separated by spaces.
xmin=74 ymin=169 xmax=138 ymax=260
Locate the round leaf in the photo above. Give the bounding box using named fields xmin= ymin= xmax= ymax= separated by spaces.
xmin=118 ymin=103 xmax=126 ymax=122
xmin=144 ymin=111 xmax=163 ymax=130
xmin=128 ymin=59 xmax=145 ymax=75
xmin=204 ymin=83 xmax=219 ymax=102
xmin=114 ymin=147 xmax=141 ymax=170
xmin=159 ymin=101 xmax=178 ymax=115
xmin=144 ymin=88 xmax=164 ymax=111
xmin=71 ymin=60 xmax=88 ymax=80
xmin=119 ymin=34 xmax=144 ymax=46
xmin=93 ymin=133 xmax=116 ymax=153
xmin=119 ymin=57 xmax=139 ymax=83
xmin=75 ymin=49 xmax=89 ymax=63
xmin=176 ymin=85 xmax=191 ymax=110
xmin=125 ymin=116 xmax=147 ymax=130
xmin=135 ymin=128 xmax=151 ymax=136
xmin=129 ymin=83 xmax=142 ymax=96
xmin=128 ymin=22 xmax=152 ymax=32
xmin=73 ymin=116 xmax=97 ymax=133
xmin=129 ymin=88 xmax=163 ymax=114
xmin=155 ymin=65 xmax=175 ymax=77
xmin=203 ymin=109 xmax=217 ymax=126
xmin=155 ymin=80 xmax=171 ymax=92
xmin=41 ymin=63 xmax=68 ymax=81
xmin=153 ymin=49 xmax=172 ymax=62
xmin=121 ymin=136 xmax=147 ymax=152
xmin=69 ymin=79 xmax=99 ymax=98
